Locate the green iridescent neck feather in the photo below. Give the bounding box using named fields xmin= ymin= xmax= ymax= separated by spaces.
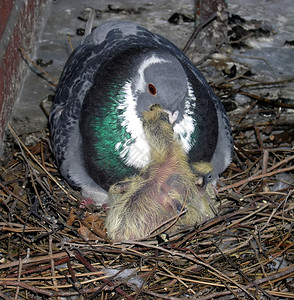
xmin=90 ymin=81 xmax=137 ymax=181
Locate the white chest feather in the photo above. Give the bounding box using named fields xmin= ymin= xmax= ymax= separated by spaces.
xmin=116 ymin=82 xmax=151 ymax=168
xmin=116 ymin=82 xmax=196 ymax=169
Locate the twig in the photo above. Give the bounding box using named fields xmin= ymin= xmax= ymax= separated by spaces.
xmin=124 ymin=241 xmax=256 ymax=299
xmin=230 ymin=52 xmax=279 ymax=82
xmin=0 ymin=252 xmax=69 ymax=270
xmin=49 ymin=235 xmax=59 ymax=291
xmin=73 ymin=250 xmax=134 ymax=300
xmin=183 ymin=12 xmax=217 ymax=53
xmin=219 ymin=165 xmax=294 ymax=192
xmin=19 ymin=47 xmax=58 ymax=87
xmin=239 ymin=91 xmax=294 ymax=109
xmin=214 ymin=243 xmax=276 ymax=299
xmin=7 ymin=124 xmax=78 ymax=202
xmin=14 ymin=254 xmax=23 ymax=300
xmin=195 ymin=265 xmax=294 ymax=300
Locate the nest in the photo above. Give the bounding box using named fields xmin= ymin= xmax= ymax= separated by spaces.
xmin=1 ymin=102 xmax=293 ymax=299
xmin=1 ymin=21 xmax=294 ymax=300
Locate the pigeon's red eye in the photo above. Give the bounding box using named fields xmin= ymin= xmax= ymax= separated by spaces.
xmin=148 ymin=83 xmax=157 ymax=96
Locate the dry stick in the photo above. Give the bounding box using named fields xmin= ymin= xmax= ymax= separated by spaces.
xmin=0 ymin=290 xmax=10 ymax=300
xmin=230 ymin=154 xmax=294 ymax=187
xmin=186 ymin=248 xmax=242 ymax=299
xmin=262 ymin=149 xmax=269 ymax=175
xmin=172 ymin=207 xmax=250 ymax=249
xmin=215 ymin=73 xmax=292 ymax=90
xmin=231 ymin=52 xmax=279 ymax=82
xmin=241 ymin=77 xmax=294 ymax=88
xmin=67 ymin=35 xmax=74 ymax=52
xmin=0 ymin=252 xmax=68 ymax=270
xmin=2 ymin=270 xmax=106 ymax=282
xmin=229 ymin=32 xmax=255 ymax=45
xmin=245 ymin=265 xmax=294 ymax=293
xmin=0 ymin=182 xmax=29 ymax=207
xmin=134 ymin=265 xmax=158 ymax=300
xmin=265 ymin=105 xmax=282 ymax=135
xmin=267 ymin=155 xmax=294 ymax=173
xmin=40 ymin=96 xmax=50 ymax=119
xmin=251 ymin=232 xmax=270 ymax=286
xmin=236 ymin=100 xmax=258 ymax=125
xmin=73 ymin=242 xmax=147 ymax=258
xmin=239 ymin=91 xmax=294 ymax=109
xmin=124 ymin=241 xmax=255 ymax=299
xmin=260 ymin=190 xmax=293 ymax=233
xmin=40 ymin=141 xmax=46 ymax=168
xmin=0 ymin=280 xmax=102 ymax=298
xmin=12 ymin=257 xmax=71 ymax=279
xmin=160 ymin=264 xmax=196 ymax=295
xmin=215 ymin=244 xmax=276 ymax=300
xmin=166 ymin=236 xmax=246 ymax=291
xmin=233 ymin=120 xmax=294 ymax=132
xmin=4 ymin=130 xmax=48 ymax=216
xmin=1 ymin=271 xmax=291 ymax=300
xmin=242 ymin=241 xmax=293 ymax=275
xmin=225 ymin=204 xmax=269 ymax=230
xmin=66 ymin=258 xmax=83 ymax=294
xmin=257 ymin=211 xmax=294 ymax=223
xmin=29 ymin=168 xmax=47 ymax=215
xmin=14 ymin=255 xmax=23 ymax=300
xmin=218 ymin=165 xmax=294 ymax=192
xmin=217 ymin=76 xmax=294 ymax=91
xmin=7 ymin=124 xmax=78 ymax=202
xmin=0 ymin=224 xmax=47 ymax=233
xmin=73 ymin=250 xmax=134 ymax=300
xmin=195 ymin=265 xmax=294 ymax=300
xmin=218 ymin=76 xmax=294 ymax=109
xmin=182 ymin=12 xmax=217 ymax=53
xmin=261 ymin=148 xmax=269 ymax=190
xmin=156 ymin=270 xmax=240 ymax=297
xmin=140 ymin=289 xmax=181 ymax=300
xmin=49 ymin=235 xmax=59 ymax=292
xmin=19 ymin=47 xmax=58 ymax=87
xmin=0 ymin=281 xmax=57 ymax=297
xmin=196 ymin=35 xmax=229 ymax=67
xmin=254 ymin=125 xmax=264 ymax=149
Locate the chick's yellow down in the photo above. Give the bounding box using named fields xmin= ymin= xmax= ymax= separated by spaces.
xmin=106 ymin=105 xmax=217 ymax=241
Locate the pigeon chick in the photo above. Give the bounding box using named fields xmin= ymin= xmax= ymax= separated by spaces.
xmin=106 ymin=105 xmax=216 ymax=241
xmin=49 ymin=20 xmax=233 ymax=205
xmin=190 ymin=161 xmax=213 ymax=187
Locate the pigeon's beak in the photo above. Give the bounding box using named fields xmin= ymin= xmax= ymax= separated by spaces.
xmin=163 ymin=109 xmax=179 ymax=125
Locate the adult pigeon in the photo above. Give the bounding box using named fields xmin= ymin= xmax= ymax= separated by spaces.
xmin=49 ymin=20 xmax=233 ymax=205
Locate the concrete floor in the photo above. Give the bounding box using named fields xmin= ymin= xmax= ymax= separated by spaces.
xmin=8 ymin=0 xmax=294 ymax=138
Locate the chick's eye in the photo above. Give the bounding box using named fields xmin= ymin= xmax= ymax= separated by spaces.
xmin=148 ymin=83 xmax=157 ymax=96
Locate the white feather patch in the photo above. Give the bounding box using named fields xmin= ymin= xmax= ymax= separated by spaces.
xmin=116 ymin=82 xmax=196 ymax=169
xmin=173 ymin=83 xmax=196 ymax=152
xmin=116 ymin=82 xmax=151 ymax=168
